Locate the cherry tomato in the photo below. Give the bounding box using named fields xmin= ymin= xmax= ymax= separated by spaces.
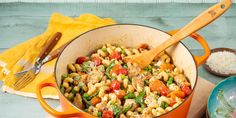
xmin=109 ymin=51 xmax=121 ymax=60
xmin=110 ymin=64 xmax=122 ymax=75
xmin=117 ymin=68 xmax=128 ymax=75
xmin=102 ymin=110 xmax=114 ymax=118
xmin=110 ymin=80 xmax=121 ymax=92
xmin=160 ymin=88 xmax=169 ymax=96
xmin=76 ymin=56 xmax=87 ymax=64
xmin=181 ymin=85 xmax=191 ymax=95
xmin=92 ymin=57 xmax=101 ymax=66
xmin=114 ymin=90 xmax=126 ymax=99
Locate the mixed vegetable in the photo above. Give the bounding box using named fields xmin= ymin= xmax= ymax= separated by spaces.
xmin=60 ymin=44 xmax=192 ymax=118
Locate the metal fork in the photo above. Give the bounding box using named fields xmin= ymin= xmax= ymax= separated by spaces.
xmin=14 ymin=32 xmax=62 ymax=90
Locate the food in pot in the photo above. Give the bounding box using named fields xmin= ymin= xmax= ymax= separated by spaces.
xmin=59 ymin=44 xmax=192 ymax=118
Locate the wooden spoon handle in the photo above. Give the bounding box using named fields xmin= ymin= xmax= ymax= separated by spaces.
xmin=153 ymin=0 xmax=232 ymax=54
xmin=37 ymin=32 xmax=62 ymax=63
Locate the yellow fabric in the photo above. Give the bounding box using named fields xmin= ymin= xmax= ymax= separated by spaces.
xmin=0 ymin=13 xmax=116 ymax=98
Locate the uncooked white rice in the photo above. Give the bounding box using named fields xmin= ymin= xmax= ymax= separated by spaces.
xmin=206 ymin=51 xmax=236 ymax=74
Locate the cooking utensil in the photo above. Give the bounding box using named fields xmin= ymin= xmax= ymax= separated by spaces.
xmin=204 ymin=48 xmax=236 ymax=77
xmin=124 ymin=0 xmax=232 ymax=68
xmin=14 ymin=42 xmax=69 ymax=79
xmin=207 ymin=76 xmax=236 ymax=118
xmin=35 ymin=23 xmax=210 ymax=118
xmin=14 ymin=32 xmax=62 ymax=90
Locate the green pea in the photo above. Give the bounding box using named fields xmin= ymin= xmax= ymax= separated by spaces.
xmin=121 ymin=49 xmax=125 ymax=54
xmin=83 ymin=93 xmax=90 ymax=100
xmin=97 ymin=111 xmax=102 ymax=117
xmin=167 ymin=77 xmax=174 ymax=85
xmin=102 ymin=47 xmax=107 ymax=52
xmin=121 ymin=74 xmax=127 ymax=79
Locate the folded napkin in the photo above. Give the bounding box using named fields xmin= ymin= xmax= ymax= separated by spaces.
xmin=0 ymin=13 xmax=116 ymax=99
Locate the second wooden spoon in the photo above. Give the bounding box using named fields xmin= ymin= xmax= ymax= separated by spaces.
xmin=124 ymin=0 xmax=232 ymax=69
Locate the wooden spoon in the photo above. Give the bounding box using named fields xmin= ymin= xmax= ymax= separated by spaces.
xmin=124 ymin=0 xmax=232 ymax=69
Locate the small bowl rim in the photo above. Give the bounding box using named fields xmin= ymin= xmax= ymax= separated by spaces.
xmin=207 ymin=76 xmax=236 ymax=118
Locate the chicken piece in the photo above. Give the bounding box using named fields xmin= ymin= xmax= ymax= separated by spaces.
xmin=174 ymin=74 xmax=190 ymax=87
xmin=128 ymin=63 xmax=141 ymax=77
xmin=87 ymin=70 xmax=103 ymax=84
xmin=124 ymin=99 xmax=138 ymax=111
xmin=73 ymin=94 xmax=84 ymax=109
xmin=132 ymin=77 xmax=144 ymax=92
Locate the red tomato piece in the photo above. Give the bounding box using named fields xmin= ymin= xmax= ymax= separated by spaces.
xmin=76 ymin=56 xmax=87 ymax=64
xmin=102 ymin=110 xmax=114 ymax=118
xmin=110 ymin=80 xmax=121 ymax=92
xmin=160 ymin=88 xmax=169 ymax=96
xmin=117 ymin=68 xmax=128 ymax=75
xmin=109 ymin=51 xmax=121 ymax=60
xmin=114 ymin=90 xmax=126 ymax=99
xmin=92 ymin=57 xmax=101 ymax=66
xmin=181 ymin=85 xmax=191 ymax=95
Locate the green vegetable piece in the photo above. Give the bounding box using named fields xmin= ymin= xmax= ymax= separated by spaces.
xmin=97 ymin=111 xmax=102 ymax=117
xmin=135 ymin=91 xmax=145 ymax=108
xmin=81 ymin=61 xmax=91 ymax=72
xmin=121 ymin=74 xmax=127 ymax=79
xmin=144 ymin=65 xmax=152 ymax=72
xmin=71 ymin=89 xmax=77 ymax=94
xmin=60 ymin=87 xmax=65 ymax=94
xmin=122 ymin=105 xmax=133 ymax=113
xmin=105 ymin=60 xmax=115 ymax=79
xmin=121 ymin=49 xmax=125 ymax=54
xmin=111 ymin=104 xmax=123 ymax=118
xmin=124 ymin=92 xmax=135 ymax=99
xmin=74 ymin=75 xmax=81 ymax=81
xmin=164 ymin=102 xmax=169 ymax=108
xmin=79 ymin=82 xmax=85 ymax=87
xmin=161 ymin=102 xmax=169 ymax=109
xmin=83 ymin=93 xmax=90 ymax=100
xmin=102 ymin=47 xmax=107 ymax=52
xmin=122 ymin=63 xmax=128 ymax=69
xmin=61 ymin=74 xmax=68 ymax=80
xmin=167 ymin=77 xmax=174 ymax=85
xmin=144 ymin=79 xmax=149 ymax=86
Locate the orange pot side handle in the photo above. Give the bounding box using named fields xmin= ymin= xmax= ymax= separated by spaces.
xmin=168 ymin=29 xmax=211 ymax=67
xmin=36 ymin=82 xmax=88 ymax=118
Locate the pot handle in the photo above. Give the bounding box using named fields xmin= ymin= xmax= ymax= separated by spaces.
xmin=168 ymin=29 xmax=210 ymax=67
xmin=36 ymin=82 xmax=89 ymax=118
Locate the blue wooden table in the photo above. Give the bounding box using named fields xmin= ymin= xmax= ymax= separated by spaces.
xmin=0 ymin=2 xmax=235 ymax=118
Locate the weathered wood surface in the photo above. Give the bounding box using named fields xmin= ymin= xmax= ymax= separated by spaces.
xmin=0 ymin=3 xmax=235 ymax=50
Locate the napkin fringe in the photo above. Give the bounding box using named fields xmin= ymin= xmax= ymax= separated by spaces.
xmin=1 ymin=85 xmax=59 ymax=99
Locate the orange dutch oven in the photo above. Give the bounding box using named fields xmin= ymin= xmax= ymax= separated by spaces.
xmin=36 ymin=24 xmax=210 ymax=118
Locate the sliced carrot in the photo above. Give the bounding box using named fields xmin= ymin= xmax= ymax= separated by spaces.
xmin=149 ymin=79 xmax=169 ymax=96
xmin=167 ymin=90 xmax=185 ymax=99
xmin=91 ymin=97 xmax=101 ymax=106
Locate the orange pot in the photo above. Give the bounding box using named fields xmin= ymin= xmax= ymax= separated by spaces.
xmin=36 ymin=24 xmax=210 ymax=118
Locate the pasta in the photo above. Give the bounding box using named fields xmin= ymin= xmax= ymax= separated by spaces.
xmin=59 ymin=44 xmax=192 ymax=118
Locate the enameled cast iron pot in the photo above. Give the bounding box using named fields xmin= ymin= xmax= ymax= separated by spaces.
xmin=36 ymin=24 xmax=210 ymax=118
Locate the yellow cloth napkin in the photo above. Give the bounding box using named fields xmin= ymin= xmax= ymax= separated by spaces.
xmin=0 ymin=13 xmax=116 ymax=99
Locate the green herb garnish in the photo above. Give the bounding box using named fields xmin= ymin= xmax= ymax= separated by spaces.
xmin=124 ymin=92 xmax=135 ymax=99
xmin=135 ymin=91 xmax=146 ymax=109
xmin=105 ymin=60 xmax=115 ymax=79
xmin=144 ymin=65 xmax=152 ymax=72
xmin=97 ymin=111 xmax=102 ymax=117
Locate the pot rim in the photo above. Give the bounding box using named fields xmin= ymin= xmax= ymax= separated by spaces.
xmin=54 ymin=23 xmax=198 ymax=117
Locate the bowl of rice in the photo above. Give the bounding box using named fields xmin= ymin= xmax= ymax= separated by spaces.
xmin=204 ymin=48 xmax=236 ymax=77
